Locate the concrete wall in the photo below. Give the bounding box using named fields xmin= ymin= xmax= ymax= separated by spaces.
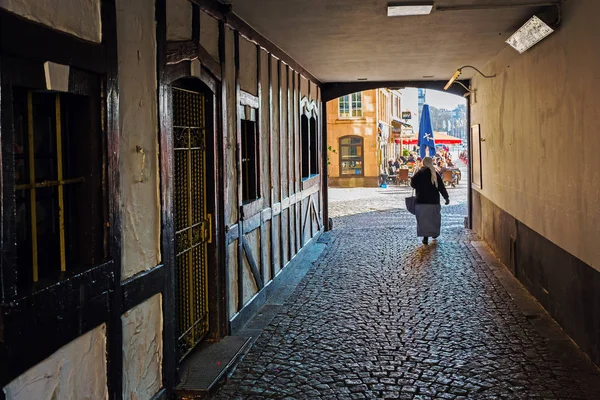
xmin=471 ymin=0 xmax=600 ymax=272
xmin=0 ymin=0 xmax=102 ymax=42
xmin=117 ymin=0 xmax=161 ymax=280
xmin=3 ymin=325 xmax=108 ymax=400
xmin=471 ymin=0 xmax=600 ymax=365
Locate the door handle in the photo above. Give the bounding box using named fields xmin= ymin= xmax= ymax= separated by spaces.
xmin=206 ymin=213 xmax=213 ymax=244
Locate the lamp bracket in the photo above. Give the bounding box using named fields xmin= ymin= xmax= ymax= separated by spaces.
xmin=458 ymin=65 xmax=496 ymax=79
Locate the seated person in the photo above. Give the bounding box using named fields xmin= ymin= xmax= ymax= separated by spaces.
xmin=394 ymin=159 xmax=401 ymax=169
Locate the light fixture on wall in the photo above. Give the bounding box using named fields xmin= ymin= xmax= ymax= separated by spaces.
xmin=443 ymin=65 xmax=496 ymax=92
xmin=506 ymin=15 xmax=554 ymax=53
xmin=387 ymin=2 xmax=434 ymax=17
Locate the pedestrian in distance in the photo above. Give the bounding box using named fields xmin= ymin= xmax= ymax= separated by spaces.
xmin=410 ymin=156 xmax=449 ymax=244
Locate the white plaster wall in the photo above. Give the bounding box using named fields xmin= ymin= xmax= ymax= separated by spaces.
xmin=200 ymin=11 xmax=220 ymax=61
xmin=242 ymin=229 xmax=260 ymax=305
xmin=122 ymin=294 xmax=163 ymax=400
xmin=3 ymin=325 xmax=108 ymax=400
xmin=0 ymin=0 xmax=102 ymax=42
xmin=239 ymin=37 xmax=258 ymax=96
xmin=116 ymin=0 xmax=161 ymax=279
xmin=471 ymin=0 xmax=600 ymax=271
xmin=167 ymin=0 xmax=192 ymax=41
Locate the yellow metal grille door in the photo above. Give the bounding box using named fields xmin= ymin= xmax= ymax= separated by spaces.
xmin=173 ymin=87 xmax=210 ymax=360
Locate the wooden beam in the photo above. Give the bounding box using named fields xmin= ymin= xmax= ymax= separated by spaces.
xmin=103 ymin=0 xmax=124 ymax=397
xmin=257 ymin=44 xmax=265 ymax=286
xmin=287 ymin=65 xmax=295 ymax=258
xmin=188 ymin=0 xmax=320 ymax=85
xmin=235 ymin=32 xmax=244 ymax=312
xmin=322 ymin=100 xmax=329 ymax=232
xmin=268 ymin=54 xmax=275 ymax=281
xmin=278 ymin=59 xmax=285 ymax=269
xmin=242 ymin=237 xmax=264 ymax=290
xmin=198 ymin=45 xmax=222 ymax=80
xmin=166 ymin=40 xmax=197 ymax=64
xmin=218 ymin=20 xmax=231 ymax=328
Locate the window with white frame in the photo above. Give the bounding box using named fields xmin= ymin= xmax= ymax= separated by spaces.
xmin=338 ymin=92 xmax=362 ymax=118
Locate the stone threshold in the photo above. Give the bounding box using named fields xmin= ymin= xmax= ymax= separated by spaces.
xmin=471 ymin=240 xmax=600 ymax=399
xmin=174 ymin=335 xmax=252 ymax=399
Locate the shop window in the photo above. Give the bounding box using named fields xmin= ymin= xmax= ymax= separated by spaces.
xmin=338 ymin=92 xmax=362 ymax=118
xmin=12 ymin=89 xmax=105 ymax=288
xmin=241 ymin=118 xmax=260 ymax=203
xmin=339 ymin=136 xmax=364 ymax=176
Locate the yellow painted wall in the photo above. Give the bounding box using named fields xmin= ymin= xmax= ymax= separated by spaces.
xmin=327 ymin=89 xmax=402 ymax=187
xmin=327 ymin=90 xmax=378 ymax=181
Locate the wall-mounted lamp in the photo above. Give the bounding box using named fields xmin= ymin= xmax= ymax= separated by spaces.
xmin=506 ymin=15 xmax=554 ymax=53
xmin=443 ymin=65 xmax=496 ymax=92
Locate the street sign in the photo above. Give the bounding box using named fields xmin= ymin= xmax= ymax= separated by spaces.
xmin=402 ymin=111 xmax=412 ymax=120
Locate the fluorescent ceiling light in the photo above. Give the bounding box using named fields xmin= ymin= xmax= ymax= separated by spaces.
xmin=387 ymin=4 xmax=433 ymax=17
xmin=506 ymin=15 xmax=554 ymax=54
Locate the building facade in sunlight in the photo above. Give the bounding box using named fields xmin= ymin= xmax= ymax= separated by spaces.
xmin=327 ymin=89 xmax=407 ymax=187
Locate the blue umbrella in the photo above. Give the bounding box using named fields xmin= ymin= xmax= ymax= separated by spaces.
xmin=418 ymin=104 xmax=436 ymax=158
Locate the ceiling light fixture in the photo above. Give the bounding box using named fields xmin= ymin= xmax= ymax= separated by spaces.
xmin=444 ymin=65 xmax=496 ymax=93
xmin=387 ymin=3 xmax=434 ymax=17
xmin=506 ymin=15 xmax=554 ymax=53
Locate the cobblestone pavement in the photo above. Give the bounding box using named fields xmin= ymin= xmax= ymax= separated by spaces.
xmin=214 ymin=177 xmax=599 ymax=399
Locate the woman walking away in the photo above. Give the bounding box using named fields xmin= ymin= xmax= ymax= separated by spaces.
xmin=410 ymin=156 xmax=450 ymax=244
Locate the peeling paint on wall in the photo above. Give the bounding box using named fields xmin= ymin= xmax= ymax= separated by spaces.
xmin=122 ymin=294 xmax=163 ymax=400
xmin=116 ymin=0 xmax=161 ymax=279
xmin=0 ymin=0 xmax=102 ymax=42
xmin=3 ymin=325 xmax=108 ymax=400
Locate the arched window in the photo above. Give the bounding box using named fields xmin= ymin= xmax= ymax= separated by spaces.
xmin=339 ymin=136 xmax=364 ymax=176
xmin=300 ymin=97 xmax=319 ymax=180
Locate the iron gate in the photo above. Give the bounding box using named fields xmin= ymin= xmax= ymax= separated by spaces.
xmin=172 ymin=87 xmax=211 ymax=360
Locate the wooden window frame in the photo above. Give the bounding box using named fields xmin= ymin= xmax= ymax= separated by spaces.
xmin=339 ymin=135 xmax=364 ymax=177
xmin=238 ymin=91 xmax=263 ymax=216
xmin=1 ymin=61 xmax=110 ymax=300
xmin=338 ymin=92 xmax=362 ymax=119
xmin=300 ymin=97 xmax=320 ymax=185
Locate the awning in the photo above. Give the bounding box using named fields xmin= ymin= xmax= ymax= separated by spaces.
xmin=401 ymin=131 xmax=462 ymax=145
xmin=391 ymin=118 xmax=413 ymax=134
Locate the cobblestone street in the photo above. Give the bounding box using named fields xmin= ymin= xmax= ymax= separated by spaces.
xmin=214 ymin=176 xmax=600 ymax=399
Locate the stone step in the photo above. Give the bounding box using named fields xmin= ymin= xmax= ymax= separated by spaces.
xmin=174 ymin=336 xmax=251 ymax=399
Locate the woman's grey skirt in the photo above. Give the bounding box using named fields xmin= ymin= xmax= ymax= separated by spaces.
xmin=415 ymin=204 xmax=441 ymax=237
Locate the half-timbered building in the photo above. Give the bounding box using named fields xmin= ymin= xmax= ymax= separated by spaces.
xmin=0 ymin=0 xmax=324 ymax=398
